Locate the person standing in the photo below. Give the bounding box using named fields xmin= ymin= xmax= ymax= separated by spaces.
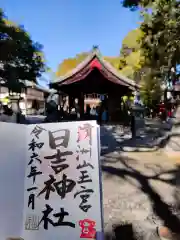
xmin=130 ymin=113 xmax=136 ymax=138
xmin=0 ymin=105 xmax=16 ymax=123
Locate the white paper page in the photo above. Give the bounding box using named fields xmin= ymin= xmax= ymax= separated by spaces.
xmin=22 ymin=121 xmax=103 ymax=240
xmin=0 ymin=123 xmax=26 ymax=239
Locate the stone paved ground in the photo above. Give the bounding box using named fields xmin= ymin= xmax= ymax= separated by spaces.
xmin=100 ymin=120 xmax=180 ymax=239
xmin=101 ymin=150 xmax=180 ymax=239
xmin=100 ymin=119 xmax=171 ymax=154
xmin=165 ymin=107 xmax=180 ymax=159
xmin=27 ymin=115 xmax=180 ymax=238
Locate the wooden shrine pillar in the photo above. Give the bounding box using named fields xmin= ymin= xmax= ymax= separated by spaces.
xmin=58 ymin=91 xmax=62 ymax=109
xmin=78 ymin=92 xmax=84 ymax=119
xmin=108 ymin=92 xmax=122 ymax=122
xmin=68 ymin=95 xmax=74 ymax=113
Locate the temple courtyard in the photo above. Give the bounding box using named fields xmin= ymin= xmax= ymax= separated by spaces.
xmin=100 ymin=113 xmax=180 ymax=239
xmin=102 ymin=150 xmax=180 ymax=238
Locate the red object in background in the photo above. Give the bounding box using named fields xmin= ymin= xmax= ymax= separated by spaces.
xmin=79 ymin=219 xmax=96 ymax=239
xmin=168 ymin=111 xmax=172 ymax=117
xmin=159 ymin=103 xmax=165 ymax=112
xmin=90 ymin=59 xmax=102 ymax=70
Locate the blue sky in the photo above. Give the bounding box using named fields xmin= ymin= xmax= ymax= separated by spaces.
xmin=1 ymin=0 xmax=139 ymax=72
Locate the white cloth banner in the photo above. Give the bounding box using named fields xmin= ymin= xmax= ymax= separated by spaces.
xmin=0 ymin=121 xmax=103 ymax=240
xmin=0 ymin=123 xmax=26 ymax=240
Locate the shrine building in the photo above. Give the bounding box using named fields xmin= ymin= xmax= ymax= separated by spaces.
xmin=50 ymin=47 xmax=140 ymax=121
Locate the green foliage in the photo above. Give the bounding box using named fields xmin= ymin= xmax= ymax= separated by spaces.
xmin=140 ymin=0 xmax=180 ymax=70
xmin=122 ymin=0 xmax=154 ymax=9
xmin=0 ymin=8 xmax=46 ymax=93
xmin=104 ymin=56 xmax=121 ymax=69
xmin=122 ymin=0 xmax=180 ymax=70
xmin=139 ymin=0 xmax=180 ymax=107
xmin=121 ymin=28 xmax=142 ymax=52
xmin=140 ymin=69 xmax=162 ymax=107
xmin=119 ymin=28 xmax=145 ymax=81
xmin=56 ymin=53 xmax=121 ymax=78
xmin=118 ymin=27 xmax=163 ymax=106
xmin=56 ymin=53 xmax=89 ymax=77
xmin=122 ymin=0 xmax=180 ymax=106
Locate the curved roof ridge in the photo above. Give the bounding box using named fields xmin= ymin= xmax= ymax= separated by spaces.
xmin=52 ymin=47 xmax=140 ymax=89
xmin=53 ymin=48 xmax=97 ymax=83
xmin=100 ymin=57 xmax=139 ymax=88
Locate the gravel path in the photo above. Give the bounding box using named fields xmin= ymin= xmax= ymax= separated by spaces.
xmin=101 ymin=147 xmax=180 ymax=239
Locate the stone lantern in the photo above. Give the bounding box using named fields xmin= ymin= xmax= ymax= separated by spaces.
xmin=131 ymin=103 xmax=145 ymax=138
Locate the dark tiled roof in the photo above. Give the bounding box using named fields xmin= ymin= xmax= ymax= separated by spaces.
xmin=24 ymin=80 xmax=56 ymax=93
xmin=0 ymin=79 xmax=57 ymax=94
xmin=52 ymin=47 xmax=140 ymax=89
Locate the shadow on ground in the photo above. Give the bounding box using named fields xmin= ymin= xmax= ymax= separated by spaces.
xmin=159 ymin=133 xmax=180 ymax=150
xmin=102 ymin=154 xmax=180 ymax=239
xmin=100 ymin=124 xmax=158 ymax=155
xmin=100 ymin=126 xmax=122 ymax=155
xmin=104 ymin=224 xmax=136 ymax=240
xmin=100 ymin=119 xmax=180 ymax=154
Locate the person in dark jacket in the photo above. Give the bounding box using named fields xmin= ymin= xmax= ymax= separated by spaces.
xmin=0 ymin=105 xmax=16 ymax=123
xmin=44 ymin=102 xmax=59 ymax=123
xmin=131 ymin=114 xmax=136 ymax=138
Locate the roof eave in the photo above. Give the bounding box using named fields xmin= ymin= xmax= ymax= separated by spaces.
xmin=51 ymin=47 xmax=140 ymax=89
xmin=99 ymin=56 xmax=140 ymax=89
xmin=52 ymin=50 xmax=97 ymax=84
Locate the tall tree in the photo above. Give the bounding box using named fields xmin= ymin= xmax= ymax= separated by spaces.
xmin=0 ymin=8 xmax=46 ymax=93
xmin=56 ymin=52 xmax=89 ymax=77
xmin=121 ymin=0 xmax=180 ymax=106
xmin=104 ymin=56 xmax=121 ymax=70
xmin=121 ymin=0 xmax=180 ymax=72
xmin=140 ymin=69 xmax=162 ymax=107
xmin=141 ymin=0 xmax=180 ymax=71
xmin=122 ymin=0 xmax=154 ymax=9
xmin=139 ymin=0 xmax=180 ymax=107
xmin=118 ymin=28 xmax=145 ymax=82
